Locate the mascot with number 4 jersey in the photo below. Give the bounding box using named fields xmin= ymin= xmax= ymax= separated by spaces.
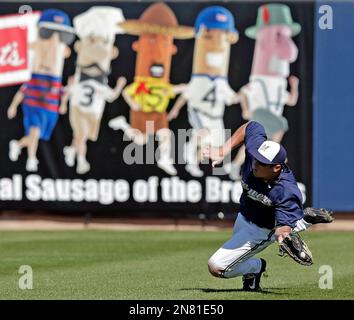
xmin=61 ymin=7 xmax=126 ymax=174
xmin=168 ymin=6 xmax=240 ymax=177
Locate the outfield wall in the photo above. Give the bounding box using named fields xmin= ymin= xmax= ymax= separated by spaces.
xmin=1 ymin=1 xmax=347 ymax=216
xmin=313 ymin=1 xmax=354 ymax=211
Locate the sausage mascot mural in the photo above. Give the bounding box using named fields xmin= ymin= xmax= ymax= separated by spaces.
xmin=168 ymin=6 xmax=239 ymax=177
xmin=61 ymin=7 xmax=126 ymax=174
xmin=108 ymin=2 xmax=194 ymax=176
xmin=7 ymin=9 xmax=74 ymax=172
xmin=227 ymin=4 xmax=301 ymax=180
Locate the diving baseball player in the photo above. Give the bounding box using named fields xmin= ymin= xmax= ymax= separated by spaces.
xmin=202 ymin=121 xmax=333 ymax=291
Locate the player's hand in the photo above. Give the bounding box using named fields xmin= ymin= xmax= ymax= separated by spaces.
xmin=7 ymin=105 xmax=17 ymax=119
xmin=289 ymin=75 xmax=299 ymax=88
xmin=202 ymin=145 xmax=225 ymax=167
xmin=167 ymin=108 xmax=179 ymax=121
xmin=275 ymin=225 xmax=292 ymax=244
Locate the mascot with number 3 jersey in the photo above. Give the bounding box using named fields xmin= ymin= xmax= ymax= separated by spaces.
xmin=61 ymin=7 xmax=126 ymax=174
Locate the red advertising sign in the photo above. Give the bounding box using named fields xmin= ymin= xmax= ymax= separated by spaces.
xmin=0 ymin=26 xmax=28 ymax=73
xmin=0 ymin=12 xmax=40 ymax=86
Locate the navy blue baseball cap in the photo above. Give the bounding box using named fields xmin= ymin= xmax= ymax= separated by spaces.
xmin=38 ymin=9 xmax=74 ymax=33
xmin=249 ymin=140 xmax=287 ymax=165
xmin=195 ymin=6 xmax=237 ymax=33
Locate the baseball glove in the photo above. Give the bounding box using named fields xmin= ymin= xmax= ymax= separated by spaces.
xmin=278 ymin=232 xmax=313 ymax=266
xmin=303 ymin=207 xmax=334 ymax=224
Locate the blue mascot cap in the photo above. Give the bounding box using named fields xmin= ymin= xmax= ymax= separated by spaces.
xmin=38 ymin=9 xmax=74 ymax=33
xmin=195 ymin=6 xmax=237 ymax=34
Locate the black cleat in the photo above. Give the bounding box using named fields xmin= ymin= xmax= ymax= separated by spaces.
xmin=303 ymin=207 xmax=334 ymax=224
xmin=242 ymin=258 xmax=267 ymax=292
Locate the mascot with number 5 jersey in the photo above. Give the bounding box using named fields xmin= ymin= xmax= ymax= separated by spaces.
xmin=61 ymin=7 xmax=126 ymax=174
xmin=108 ymin=2 xmax=194 ymax=176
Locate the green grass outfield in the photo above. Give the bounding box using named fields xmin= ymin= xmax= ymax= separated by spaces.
xmin=0 ymin=230 xmax=353 ymax=300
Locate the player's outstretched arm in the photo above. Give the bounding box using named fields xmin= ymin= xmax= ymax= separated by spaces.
xmin=202 ymin=122 xmax=249 ymax=167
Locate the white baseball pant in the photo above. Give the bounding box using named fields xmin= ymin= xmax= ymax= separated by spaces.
xmin=208 ymin=212 xmax=311 ymax=278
